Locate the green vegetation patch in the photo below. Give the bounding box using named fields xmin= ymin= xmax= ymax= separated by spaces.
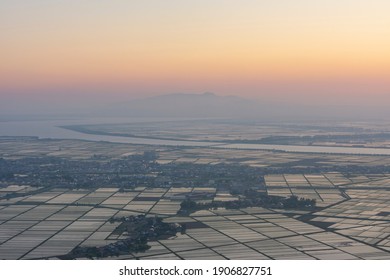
xmin=178 ymin=190 xmax=317 ymax=215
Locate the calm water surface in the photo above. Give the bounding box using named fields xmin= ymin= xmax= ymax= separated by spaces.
xmin=1 ymin=118 xmax=390 ymax=155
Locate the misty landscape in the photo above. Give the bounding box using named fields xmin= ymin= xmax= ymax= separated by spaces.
xmin=2 ymin=100 xmax=390 ymax=259
xmin=1 ymin=1 xmax=390 ymax=261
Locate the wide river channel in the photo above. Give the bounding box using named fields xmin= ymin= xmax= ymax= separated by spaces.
xmin=1 ymin=118 xmax=390 ymax=155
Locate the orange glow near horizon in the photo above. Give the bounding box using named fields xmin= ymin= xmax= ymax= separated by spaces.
xmin=1 ymin=0 xmax=390 ymax=104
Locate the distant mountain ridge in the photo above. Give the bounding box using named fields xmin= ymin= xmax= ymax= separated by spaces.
xmin=101 ymin=92 xmax=264 ymax=118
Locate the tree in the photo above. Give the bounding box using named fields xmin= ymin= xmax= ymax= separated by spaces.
xmin=180 ymin=199 xmax=197 ymax=210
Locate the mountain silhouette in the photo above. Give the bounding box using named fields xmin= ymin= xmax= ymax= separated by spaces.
xmin=101 ymin=92 xmax=264 ymax=118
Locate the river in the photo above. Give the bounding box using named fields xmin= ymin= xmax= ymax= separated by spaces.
xmin=1 ymin=118 xmax=390 ymax=155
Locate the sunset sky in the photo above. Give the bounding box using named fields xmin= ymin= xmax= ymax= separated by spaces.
xmin=1 ymin=0 xmax=389 ymax=114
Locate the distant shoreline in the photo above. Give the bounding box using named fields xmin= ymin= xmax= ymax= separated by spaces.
xmin=58 ymin=125 xmax=390 ymax=156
